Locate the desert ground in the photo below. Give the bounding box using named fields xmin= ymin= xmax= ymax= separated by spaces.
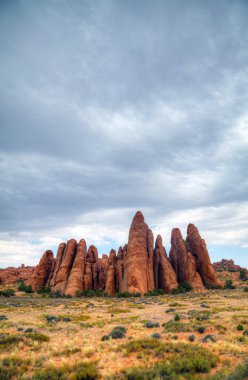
xmin=1 ymin=275 xmax=248 ymax=379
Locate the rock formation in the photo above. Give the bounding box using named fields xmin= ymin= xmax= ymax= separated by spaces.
xmin=97 ymin=255 xmax=109 ymax=290
xmin=213 ymin=259 xmax=247 ymax=272
xmin=0 ymin=265 xmax=35 ymax=285
xmin=27 ymin=250 xmax=54 ymax=291
xmin=105 ymin=249 xmax=116 ymax=296
xmin=186 ymin=224 xmax=222 ymax=287
xmin=49 ymin=243 xmax=66 ymax=288
xmin=64 ymin=239 xmax=87 ymax=296
xmin=51 ymin=239 xmax=77 ymax=293
xmin=116 ymin=246 xmax=125 ymax=292
xmin=169 ymin=228 xmax=204 ymax=291
xmin=12 ymin=211 xmax=221 ymax=295
xmin=154 ymin=235 xmax=178 ymax=292
xmin=122 ymin=211 xmax=153 ymax=294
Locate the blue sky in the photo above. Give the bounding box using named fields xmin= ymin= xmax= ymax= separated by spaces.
xmin=0 ymin=0 xmax=247 ymax=268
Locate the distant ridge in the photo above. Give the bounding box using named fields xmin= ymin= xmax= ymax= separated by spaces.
xmin=213 ymin=259 xmax=247 ymax=272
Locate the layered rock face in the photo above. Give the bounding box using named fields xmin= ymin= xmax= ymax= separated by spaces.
xmin=169 ymin=228 xmax=204 ymax=291
xmin=26 ymin=211 xmax=220 ymax=295
xmin=186 ymin=224 xmax=222 ymax=287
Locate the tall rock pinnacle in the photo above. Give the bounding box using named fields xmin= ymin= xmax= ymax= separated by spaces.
xmin=123 ymin=211 xmax=154 ymax=294
xmin=186 ymin=224 xmax=222 ymax=287
xmin=26 ymin=211 xmax=221 ymax=295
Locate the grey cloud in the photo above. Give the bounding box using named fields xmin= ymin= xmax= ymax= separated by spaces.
xmin=0 ymin=0 xmax=248 ymax=266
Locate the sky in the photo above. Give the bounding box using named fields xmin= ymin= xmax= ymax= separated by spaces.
xmin=0 ymin=0 xmax=248 ymax=268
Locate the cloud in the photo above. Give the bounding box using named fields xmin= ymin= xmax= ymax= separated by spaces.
xmin=0 ymin=0 xmax=247 ymax=267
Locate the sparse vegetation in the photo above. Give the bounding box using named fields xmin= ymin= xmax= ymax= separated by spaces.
xmin=116 ymin=291 xmax=141 ymax=298
xmin=0 ymin=278 xmax=247 ymax=378
xmin=144 ymin=289 xmax=165 ymax=296
xmin=174 ymin=313 xmax=180 ymax=321
xmin=0 ymin=288 xmax=15 ymax=297
xmin=75 ymin=289 xmax=107 ymax=297
xmin=172 ymin=281 xmax=193 ymax=294
xmin=237 ymin=324 xmax=244 ymax=331
xmin=188 ymin=334 xmax=196 ymax=342
xmin=33 ymin=361 xmax=99 ymax=379
xmin=109 ymin=326 xmax=127 ymax=339
xmin=18 ymin=281 xmax=33 ymax=293
xmin=151 ymin=332 xmax=161 ymax=339
xmin=120 ymin=339 xmax=217 ymax=379
xmin=197 ymin=326 xmax=206 ymax=334
xmin=25 ymin=332 xmax=50 ymax=342
xmin=239 ymin=270 xmax=248 ymax=281
xmin=144 ymin=321 xmax=160 ymax=328
xmin=224 ymin=279 xmax=236 ymax=289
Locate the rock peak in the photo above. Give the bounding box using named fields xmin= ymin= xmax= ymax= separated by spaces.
xmin=25 ymin=212 xmax=221 ymax=295
xmin=133 ymin=210 xmax=144 ymax=220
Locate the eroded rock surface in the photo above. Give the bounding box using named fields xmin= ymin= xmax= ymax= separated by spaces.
xmin=8 ymin=212 xmax=221 ymax=295
xmin=27 ymin=250 xmax=54 ymax=291
xmin=186 ymin=224 xmax=222 ymax=287
xmin=169 ymin=228 xmax=204 ymax=291
xmin=154 ymin=235 xmax=178 ymax=292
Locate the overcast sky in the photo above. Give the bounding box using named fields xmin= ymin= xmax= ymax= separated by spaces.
xmin=0 ymin=0 xmax=248 ymax=268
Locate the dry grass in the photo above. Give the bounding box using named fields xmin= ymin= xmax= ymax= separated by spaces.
xmin=0 ymin=281 xmax=248 ymax=379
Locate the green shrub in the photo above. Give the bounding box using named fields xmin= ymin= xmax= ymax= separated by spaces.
xmin=0 ymin=356 xmax=30 ymax=380
xmin=44 ymin=315 xmax=60 ymax=323
xmin=201 ymin=303 xmax=210 ymax=308
xmin=25 ymin=332 xmax=49 ymax=342
xmin=48 ymin=291 xmax=63 ymax=298
xmin=18 ymin=281 xmax=33 ymax=293
xmin=109 ymin=326 xmax=127 ymax=339
xmin=101 ymin=335 xmax=109 ymax=341
xmin=122 ymin=339 xmax=217 ymax=378
xmin=0 ymin=315 xmax=8 ymax=321
xmin=188 ymin=334 xmax=196 ymax=342
xmin=144 ymin=321 xmax=160 ymax=328
xmin=33 ymin=361 xmax=99 ymax=379
xmin=207 ymin=360 xmax=248 ymax=380
xmin=0 ymin=334 xmax=23 ymax=350
xmin=144 ymin=289 xmax=165 ymax=296
xmin=172 ymin=281 xmax=193 ymax=294
xmin=224 ymin=280 xmax=236 ymax=289
xmin=44 ymin=315 xmax=71 ymax=323
xmin=226 ymin=361 xmax=248 ymax=379
xmin=76 ymin=289 xmax=107 ymax=298
xmin=239 ymin=270 xmax=248 ymax=281
xmin=174 ymin=313 xmax=180 ymax=321
xmin=163 ymin=321 xmax=192 ymax=333
xmin=243 ymin=287 xmax=248 ymax=292
xmin=202 ymin=334 xmax=216 ymax=343
xmin=151 ymin=333 xmax=161 ymax=339
xmin=165 ymin=308 xmax=175 ymax=313
xmin=197 ymin=326 xmax=206 ymax=334
xmin=37 ymin=287 xmax=51 ymax=294
xmin=205 ymin=282 xmax=222 ymax=290
xmin=237 ymin=324 xmax=244 ymax=331
xmin=116 ymin=291 xmax=141 ymax=298
xmin=0 ymin=289 xmax=15 ymax=297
